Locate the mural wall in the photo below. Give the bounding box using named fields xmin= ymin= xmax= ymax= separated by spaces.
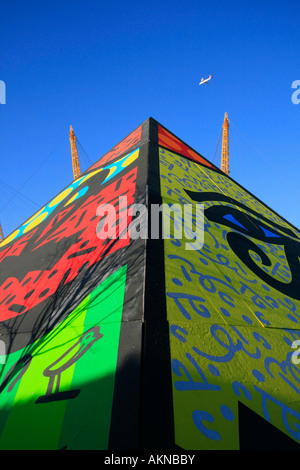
xmin=0 ymin=124 xmax=147 ymax=450
xmin=159 ymin=143 xmax=300 ymax=450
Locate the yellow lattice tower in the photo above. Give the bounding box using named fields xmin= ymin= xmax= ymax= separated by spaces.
xmin=0 ymin=223 xmax=4 ymax=242
xmin=69 ymin=126 xmax=81 ymax=180
xmin=221 ymin=112 xmax=229 ymax=176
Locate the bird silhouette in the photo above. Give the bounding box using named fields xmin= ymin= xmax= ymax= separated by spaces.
xmin=36 ymin=326 xmax=103 ymax=404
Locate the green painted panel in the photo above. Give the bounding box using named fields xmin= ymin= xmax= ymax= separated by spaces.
xmin=0 ymin=266 xmax=127 ymax=450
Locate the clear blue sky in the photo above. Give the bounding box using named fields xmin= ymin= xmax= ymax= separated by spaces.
xmin=1 ymin=0 xmax=299 ymax=237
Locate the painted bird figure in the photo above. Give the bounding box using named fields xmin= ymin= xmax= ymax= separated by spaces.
xmin=36 ymin=326 xmax=103 ymax=403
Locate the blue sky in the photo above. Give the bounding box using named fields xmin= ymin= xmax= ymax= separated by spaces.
xmin=0 ymin=0 xmax=300 ymax=236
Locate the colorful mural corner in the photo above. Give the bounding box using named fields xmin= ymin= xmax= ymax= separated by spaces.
xmin=0 ymin=117 xmax=299 ymax=450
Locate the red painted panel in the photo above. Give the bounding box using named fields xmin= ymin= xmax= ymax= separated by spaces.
xmin=158 ymin=125 xmax=217 ymax=170
xmin=91 ymin=125 xmax=142 ymax=169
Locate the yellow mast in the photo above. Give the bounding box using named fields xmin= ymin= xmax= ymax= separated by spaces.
xmin=221 ymin=112 xmax=229 ymax=176
xmin=0 ymin=223 xmax=4 ymax=242
xmin=69 ymin=125 xmax=81 ymax=180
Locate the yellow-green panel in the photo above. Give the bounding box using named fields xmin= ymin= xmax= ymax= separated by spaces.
xmin=160 ymin=146 xmax=300 ymax=449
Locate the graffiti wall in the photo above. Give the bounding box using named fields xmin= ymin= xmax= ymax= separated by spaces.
xmin=0 ymin=124 xmax=147 ymax=450
xmin=159 ymin=141 xmax=300 ymax=449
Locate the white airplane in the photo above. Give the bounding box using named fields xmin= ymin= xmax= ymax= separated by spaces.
xmin=199 ymin=75 xmax=212 ymax=85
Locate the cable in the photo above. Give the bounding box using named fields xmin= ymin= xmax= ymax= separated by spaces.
xmin=0 ymin=178 xmax=40 ymax=209
xmin=58 ymin=144 xmax=72 ymax=190
xmin=210 ymin=128 xmax=222 ymax=165
xmin=0 ymin=136 xmax=66 ymax=215
xmin=76 ymin=138 xmax=93 ymax=169
xmin=229 ymin=119 xmax=300 ymax=200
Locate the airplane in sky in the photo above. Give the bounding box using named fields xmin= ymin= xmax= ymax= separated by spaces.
xmin=199 ymin=75 xmax=212 ymax=85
